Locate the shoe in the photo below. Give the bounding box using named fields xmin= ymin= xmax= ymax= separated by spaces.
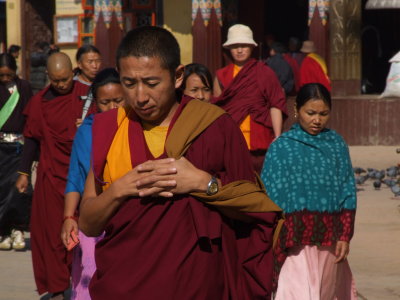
xmin=0 ymin=236 xmax=12 ymax=250
xmin=11 ymin=230 xmax=25 ymax=250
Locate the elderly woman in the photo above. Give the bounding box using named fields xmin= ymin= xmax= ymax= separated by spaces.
xmin=212 ymin=24 xmax=287 ymax=173
xmin=61 ymin=68 xmax=125 ymax=300
xmin=74 ymin=45 xmax=102 ymax=86
xmin=74 ymin=45 xmax=102 ymax=126
xmin=261 ymin=83 xmax=357 ymax=299
xmin=0 ymin=53 xmax=33 ymax=251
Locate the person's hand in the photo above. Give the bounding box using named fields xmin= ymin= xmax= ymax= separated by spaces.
xmin=15 ymin=174 xmax=29 ymax=193
xmin=136 ymin=157 xmax=211 ymax=196
xmin=75 ymin=118 xmax=83 ymax=127
xmin=61 ymin=218 xmax=78 ymax=248
xmin=169 ymin=157 xmax=211 ymax=194
xmin=111 ymin=158 xmax=178 ymax=199
xmin=335 ymin=241 xmax=350 ymax=263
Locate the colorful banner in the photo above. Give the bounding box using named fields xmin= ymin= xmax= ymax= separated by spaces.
xmin=94 ymin=0 xmax=123 ymax=29
xmin=192 ymin=0 xmax=222 ymax=26
xmin=308 ymin=0 xmax=329 ymax=26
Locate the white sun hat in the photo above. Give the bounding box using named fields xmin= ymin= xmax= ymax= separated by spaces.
xmin=223 ymin=24 xmax=258 ymax=48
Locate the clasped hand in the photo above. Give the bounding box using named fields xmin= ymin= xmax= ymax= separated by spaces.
xmin=111 ymin=157 xmax=210 ymax=199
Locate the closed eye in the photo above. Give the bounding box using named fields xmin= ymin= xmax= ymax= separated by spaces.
xmin=122 ymin=78 xmax=136 ymax=88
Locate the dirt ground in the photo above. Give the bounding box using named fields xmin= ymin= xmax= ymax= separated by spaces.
xmin=0 ymin=146 xmax=399 ymax=300
xmin=348 ymin=146 xmax=400 ymax=300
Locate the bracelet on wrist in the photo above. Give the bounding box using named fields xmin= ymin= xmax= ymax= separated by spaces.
xmin=63 ymin=215 xmax=78 ymax=222
xmin=17 ymin=171 xmax=30 ymax=177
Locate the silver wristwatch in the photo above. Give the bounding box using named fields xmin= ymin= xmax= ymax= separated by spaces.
xmin=206 ymin=176 xmax=219 ymax=196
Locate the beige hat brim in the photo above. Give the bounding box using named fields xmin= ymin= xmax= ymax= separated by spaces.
xmin=223 ymin=38 xmax=257 ymax=48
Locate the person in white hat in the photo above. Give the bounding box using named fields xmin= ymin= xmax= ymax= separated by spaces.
xmin=299 ymin=40 xmax=331 ymax=91
xmin=212 ymin=24 xmax=287 ymax=173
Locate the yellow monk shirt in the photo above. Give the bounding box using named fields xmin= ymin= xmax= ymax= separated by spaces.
xmin=233 ymin=64 xmax=251 ymax=149
xmin=103 ymin=107 xmax=168 ymax=192
xmin=142 ymin=122 xmax=168 ymax=158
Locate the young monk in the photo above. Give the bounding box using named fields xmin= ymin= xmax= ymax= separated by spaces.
xmin=15 ymin=52 xmax=95 ymax=299
xmin=213 ymin=24 xmax=287 ymax=173
xmin=79 ymin=26 xmax=283 ymax=300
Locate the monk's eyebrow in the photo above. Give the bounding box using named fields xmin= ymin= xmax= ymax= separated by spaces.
xmin=121 ymin=76 xmax=136 ymax=82
xmin=121 ymin=76 xmax=160 ymax=82
xmin=142 ymin=76 xmax=161 ymax=81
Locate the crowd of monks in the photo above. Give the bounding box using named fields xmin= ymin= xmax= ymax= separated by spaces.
xmin=0 ymin=23 xmax=332 ymax=300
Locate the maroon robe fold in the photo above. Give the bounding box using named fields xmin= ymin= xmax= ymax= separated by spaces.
xmin=213 ymin=59 xmax=287 ymax=151
xmin=90 ymin=97 xmax=278 ymax=299
xmin=23 ymin=81 xmax=94 ymax=294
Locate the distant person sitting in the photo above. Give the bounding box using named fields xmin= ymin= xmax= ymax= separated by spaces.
xmin=266 ymin=42 xmax=294 ymax=95
xmin=299 ymin=40 xmax=331 ymax=91
xmin=181 ymin=63 xmax=213 ymax=102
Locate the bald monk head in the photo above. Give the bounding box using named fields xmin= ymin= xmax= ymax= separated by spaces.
xmin=47 ymin=52 xmax=74 ymax=95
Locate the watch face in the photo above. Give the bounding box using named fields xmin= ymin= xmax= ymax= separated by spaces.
xmin=209 ymin=182 xmax=218 ymax=195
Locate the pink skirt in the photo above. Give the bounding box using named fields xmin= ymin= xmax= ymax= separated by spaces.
xmin=71 ymin=231 xmax=103 ymax=300
xmin=275 ymin=245 xmax=357 ymax=300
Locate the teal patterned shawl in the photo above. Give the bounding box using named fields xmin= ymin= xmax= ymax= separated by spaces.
xmin=261 ymin=123 xmax=356 ymax=214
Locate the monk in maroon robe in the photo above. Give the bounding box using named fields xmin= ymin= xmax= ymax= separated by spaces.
xmin=299 ymin=40 xmax=331 ymax=91
xmin=213 ymin=24 xmax=287 ymax=173
xmin=79 ymin=26 xmax=282 ymax=300
xmin=16 ymin=52 xmax=94 ymax=298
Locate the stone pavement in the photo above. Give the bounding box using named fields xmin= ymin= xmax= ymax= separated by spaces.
xmin=0 ymin=146 xmax=399 ymax=300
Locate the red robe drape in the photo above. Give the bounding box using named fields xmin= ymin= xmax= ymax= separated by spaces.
xmin=23 ymin=81 xmax=93 ymax=294
xmin=90 ymin=97 xmax=278 ymax=299
xmin=213 ymin=59 xmax=287 ymax=151
xmin=299 ymin=55 xmax=331 ymax=91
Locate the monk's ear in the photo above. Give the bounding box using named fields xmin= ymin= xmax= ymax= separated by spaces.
xmin=174 ymin=64 xmax=185 ymax=89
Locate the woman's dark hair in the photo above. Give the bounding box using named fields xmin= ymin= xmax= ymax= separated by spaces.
xmin=90 ymin=68 xmax=121 ymax=99
xmin=76 ymin=44 xmax=101 ymax=62
xmin=181 ymin=63 xmax=213 ymax=91
xmin=295 ymin=83 xmax=332 ymax=110
xmin=0 ymin=53 xmax=17 ymax=72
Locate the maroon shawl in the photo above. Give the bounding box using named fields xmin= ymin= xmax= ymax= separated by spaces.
xmin=23 ymin=81 xmax=93 ymax=294
xmin=213 ymin=59 xmax=287 ymax=151
xmin=90 ymin=97 xmax=278 ymax=299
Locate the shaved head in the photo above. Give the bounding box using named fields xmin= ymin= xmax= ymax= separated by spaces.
xmin=47 ymin=52 xmax=73 ymax=75
xmin=47 ymin=52 xmax=74 ymax=95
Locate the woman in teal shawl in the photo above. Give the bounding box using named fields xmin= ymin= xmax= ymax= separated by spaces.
xmin=261 ymin=83 xmax=357 ymax=299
